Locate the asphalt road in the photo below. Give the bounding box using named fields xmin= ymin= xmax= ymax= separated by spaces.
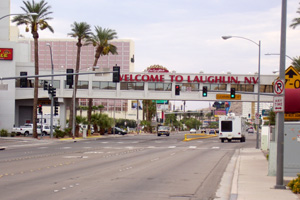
xmin=0 ymin=132 xmax=255 ymax=200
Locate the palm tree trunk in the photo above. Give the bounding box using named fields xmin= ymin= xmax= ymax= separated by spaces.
xmin=32 ymin=33 xmax=39 ymax=139
xmin=69 ymin=40 xmax=82 ymax=137
xmin=87 ymin=54 xmax=100 ymax=133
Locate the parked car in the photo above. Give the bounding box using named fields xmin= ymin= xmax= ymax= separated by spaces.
xmin=157 ymin=126 xmax=170 ymax=136
xmin=209 ymin=130 xmax=216 ymax=134
xmin=190 ymin=128 xmax=196 ymax=133
xmin=248 ymin=127 xmax=254 ymax=133
xmin=112 ymin=127 xmax=127 ymax=135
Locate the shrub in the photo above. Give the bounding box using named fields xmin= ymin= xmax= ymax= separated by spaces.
xmin=54 ymin=128 xmax=72 ymax=138
xmin=288 ymin=174 xmax=300 ymax=193
xmin=0 ymin=129 xmax=8 ymax=137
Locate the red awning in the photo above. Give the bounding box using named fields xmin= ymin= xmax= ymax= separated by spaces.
xmin=285 ymin=89 xmax=300 ymax=113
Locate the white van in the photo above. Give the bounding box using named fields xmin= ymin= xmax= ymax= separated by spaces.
xmin=219 ymin=114 xmax=246 ymax=143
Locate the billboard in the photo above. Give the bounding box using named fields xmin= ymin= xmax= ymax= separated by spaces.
xmin=0 ymin=48 xmax=13 ymax=60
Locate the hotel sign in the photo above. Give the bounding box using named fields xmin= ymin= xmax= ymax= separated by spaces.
xmin=0 ymin=48 xmax=13 ymax=60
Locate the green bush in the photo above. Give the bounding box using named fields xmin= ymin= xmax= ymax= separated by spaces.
xmin=288 ymin=174 xmax=300 ymax=193
xmin=0 ymin=129 xmax=8 ymax=137
xmin=54 ymin=128 xmax=72 ymax=138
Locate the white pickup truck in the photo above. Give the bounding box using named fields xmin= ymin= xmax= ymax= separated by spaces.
xmin=12 ymin=124 xmax=50 ymax=136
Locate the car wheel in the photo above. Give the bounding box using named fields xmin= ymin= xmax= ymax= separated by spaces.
xmin=167 ymin=134 xmax=170 ymax=136
xmin=228 ymin=139 xmax=232 ymax=142
xmin=221 ymin=139 xmax=224 ymax=143
xmin=157 ymin=134 xmax=161 ymax=136
xmin=24 ymin=132 xmax=29 ymax=137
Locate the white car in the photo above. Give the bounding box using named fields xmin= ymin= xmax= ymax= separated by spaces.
xmin=190 ymin=128 xmax=196 ymax=133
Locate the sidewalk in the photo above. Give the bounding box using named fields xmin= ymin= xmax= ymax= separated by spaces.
xmin=230 ymin=148 xmax=299 ymax=200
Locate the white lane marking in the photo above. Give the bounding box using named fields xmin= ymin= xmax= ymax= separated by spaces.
xmin=84 ymin=151 xmax=104 ymax=154
xmin=168 ymin=146 xmax=176 ymax=148
xmin=212 ymin=147 xmax=220 ymax=149
xmin=189 ymin=146 xmax=197 ymax=149
xmin=54 ymin=190 xmax=59 ymax=193
xmin=61 ymin=147 xmax=71 ymax=149
xmin=119 ymin=166 xmax=133 ymax=172
xmin=63 ymin=156 xmax=88 ymax=159
xmin=147 ymin=146 xmax=156 ymax=148
xmin=102 ymin=142 xmax=109 ymax=144
xmin=83 ymin=147 xmax=92 ymax=149
xmin=38 ymin=147 xmax=48 ymax=149
xmin=125 ymin=146 xmax=134 ymax=149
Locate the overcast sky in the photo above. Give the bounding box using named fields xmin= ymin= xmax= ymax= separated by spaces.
xmin=10 ymin=0 xmax=300 ymax=110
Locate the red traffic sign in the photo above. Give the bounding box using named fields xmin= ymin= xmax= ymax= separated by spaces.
xmin=274 ymin=79 xmax=284 ymax=95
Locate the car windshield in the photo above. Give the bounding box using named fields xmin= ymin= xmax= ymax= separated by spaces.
xmin=158 ymin=126 xmax=169 ymax=130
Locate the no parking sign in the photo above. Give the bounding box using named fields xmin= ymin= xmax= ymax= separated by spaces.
xmin=274 ymin=79 xmax=285 ymax=95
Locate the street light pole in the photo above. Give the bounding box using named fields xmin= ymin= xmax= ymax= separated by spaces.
xmin=265 ymin=53 xmax=300 ymax=69
xmin=222 ymin=35 xmax=261 ymax=149
xmin=46 ymin=43 xmax=54 ymax=138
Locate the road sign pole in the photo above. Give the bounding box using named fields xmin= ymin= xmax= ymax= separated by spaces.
xmin=275 ymin=0 xmax=287 ymax=189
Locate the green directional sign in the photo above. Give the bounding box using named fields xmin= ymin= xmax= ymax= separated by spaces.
xmin=152 ymin=100 xmax=169 ymax=104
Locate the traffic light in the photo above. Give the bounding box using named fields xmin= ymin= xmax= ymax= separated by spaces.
xmin=66 ymin=69 xmax=74 ymax=87
xmin=230 ymin=88 xmax=236 ymax=98
xmin=38 ymin=104 xmax=42 ymax=114
xmin=54 ymin=99 xmax=59 ymax=116
xmin=43 ymin=80 xmax=48 ymax=90
xmin=51 ymin=87 xmax=56 ymax=97
xmin=202 ymin=86 xmax=207 ymax=97
xmin=113 ymin=65 xmax=120 ymax=83
xmin=175 ymin=85 xmax=180 ymax=95
xmin=20 ymin=72 xmax=28 ymax=88
xmin=48 ymin=84 xmax=52 ymax=94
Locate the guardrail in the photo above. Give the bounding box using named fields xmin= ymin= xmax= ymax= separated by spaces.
xmin=183 ymin=133 xmax=218 ymax=141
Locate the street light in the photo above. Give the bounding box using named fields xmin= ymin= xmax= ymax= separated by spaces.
xmin=265 ymin=53 xmax=300 ymax=69
xmin=222 ymin=35 xmax=261 ymax=149
xmin=46 ymin=43 xmax=54 ymax=138
xmin=0 ymin=12 xmax=37 ymax=20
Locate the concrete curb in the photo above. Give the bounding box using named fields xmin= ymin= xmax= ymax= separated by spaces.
xmin=215 ymin=149 xmax=240 ymax=200
xmin=230 ymin=150 xmax=241 ymax=200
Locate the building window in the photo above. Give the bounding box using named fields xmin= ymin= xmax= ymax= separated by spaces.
xmin=148 ymin=83 xmax=172 ymax=91
xmin=120 ymin=82 xmax=144 ymax=90
xmin=260 ymin=85 xmax=273 ymax=93
xmin=182 ymin=83 xmax=199 ymax=91
xmin=39 ymin=80 xmax=60 ymax=89
xmin=231 ymin=84 xmax=254 ymax=92
xmin=92 ymin=81 xmax=116 ymax=90
xmin=203 ymin=83 xmax=227 ymax=91
xmin=77 ymin=81 xmax=88 ymax=89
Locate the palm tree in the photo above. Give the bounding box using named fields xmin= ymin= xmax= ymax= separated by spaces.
xmin=67 ymin=22 xmax=91 ymax=136
xmin=87 ymin=26 xmax=118 ymax=133
xmin=290 ymin=4 xmax=300 ymax=29
xmin=291 ymin=56 xmax=300 ymax=72
xmin=12 ymin=0 xmax=53 ymax=138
